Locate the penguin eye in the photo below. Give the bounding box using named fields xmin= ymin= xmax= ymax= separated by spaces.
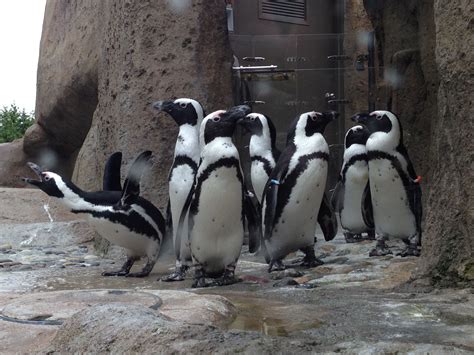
xmin=310 ymin=115 xmax=318 ymax=122
xmin=179 ymin=102 xmax=187 ymax=109
xmin=376 ymin=115 xmax=382 ymax=120
xmin=249 ymin=116 xmax=256 ymax=122
xmin=213 ymin=116 xmax=221 ymax=122
xmin=43 ymin=175 xmax=51 ymax=182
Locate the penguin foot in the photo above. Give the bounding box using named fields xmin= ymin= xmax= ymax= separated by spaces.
xmin=192 ymin=277 xmax=209 ymax=288
xmin=268 ymin=259 xmax=286 ymax=273
xmin=102 ymin=270 xmax=129 ymax=277
xmin=125 ymin=271 xmax=151 ymax=278
xmin=365 ymin=230 xmax=376 ymax=241
xmin=369 ymin=246 xmax=393 ymax=257
xmin=161 ymin=269 xmax=186 ymax=282
xmin=397 ymin=246 xmax=421 ymax=257
xmin=344 ymin=232 xmax=363 ymax=243
xmin=300 ymin=257 xmax=324 ymax=268
xmin=211 ymin=275 xmax=241 ymax=287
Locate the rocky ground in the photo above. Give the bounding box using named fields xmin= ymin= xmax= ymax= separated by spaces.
xmin=0 ymin=188 xmax=473 ymax=353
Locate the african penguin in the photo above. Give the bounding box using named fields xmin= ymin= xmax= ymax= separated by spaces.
xmin=262 ymin=111 xmax=338 ymax=272
xmin=153 ymin=98 xmax=204 ymax=282
xmin=352 ymin=110 xmax=422 ymax=257
xmin=178 ymin=105 xmax=252 ymax=288
xmin=237 ymin=113 xmax=280 ymax=203
xmin=22 ymin=151 xmax=166 ymax=277
xmin=331 ymin=125 xmax=375 ymax=243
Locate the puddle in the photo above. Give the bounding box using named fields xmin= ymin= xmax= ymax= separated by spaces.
xmin=224 ymin=295 xmax=324 ymax=336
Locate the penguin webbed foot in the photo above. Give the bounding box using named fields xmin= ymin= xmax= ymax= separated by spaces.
xmin=102 ymin=270 xmax=129 ymax=277
xmin=298 ymin=246 xmax=324 ymax=268
xmin=344 ymin=232 xmax=363 ymax=243
xmin=161 ymin=266 xmax=188 ymax=282
xmin=268 ymin=259 xmax=286 ymax=273
xmin=210 ymin=268 xmax=241 ymax=287
xmin=126 ymin=270 xmax=151 ymax=278
xmin=397 ymin=242 xmax=421 ymax=257
xmin=102 ymin=256 xmax=137 ymax=277
xmin=369 ymin=239 xmax=393 ymax=257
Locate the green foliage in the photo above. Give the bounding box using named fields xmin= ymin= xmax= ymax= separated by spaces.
xmin=0 ymin=104 xmax=35 ymax=143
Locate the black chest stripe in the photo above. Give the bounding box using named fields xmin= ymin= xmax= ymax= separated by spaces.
xmin=367 ymin=150 xmax=422 ymax=233
xmin=251 ymin=156 xmax=273 ymax=177
xmin=190 ymin=157 xmax=244 ymax=217
xmin=274 ymin=151 xmax=329 ymax=226
xmin=341 ymin=154 xmax=367 ymax=183
xmin=72 ymin=209 xmax=161 ymax=241
xmin=169 ymin=155 xmax=198 ymax=180
xmin=367 ymin=151 xmax=410 ymax=186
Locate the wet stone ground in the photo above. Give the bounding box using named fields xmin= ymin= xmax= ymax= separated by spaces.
xmin=0 ymin=188 xmax=473 ymax=353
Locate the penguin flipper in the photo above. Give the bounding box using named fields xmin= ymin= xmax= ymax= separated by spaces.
xmin=263 ymin=180 xmax=279 ymax=241
xmin=244 ymin=189 xmax=262 ymax=253
xmin=318 ymin=193 xmax=338 ymax=241
xmin=263 ymin=145 xmax=294 ymax=241
xmin=330 ymin=180 xmax=344 ymax=213
xmin=103 ymin=152 xmax=122 ymax=191
xmin=175 ymin=182 xmax=195 ymax=261
xmin=120 ymin=151 xmax=152 ymax=205
xmin=361 ymin=182 xmax=374 ymax=229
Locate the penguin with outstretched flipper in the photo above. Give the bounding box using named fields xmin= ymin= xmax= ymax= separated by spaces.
xmin=23 ymin=151 xmax=166 ymax=277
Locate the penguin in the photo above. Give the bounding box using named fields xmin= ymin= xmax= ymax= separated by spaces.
xmin=22 ymin=151 xmax=166 ymax=276
xmin=331 ymin=125 xmax=375 ymax=243
xmin=351 ymin=110 xmax=422 ymax=257
xmin=178 ymin=105 xmax=252 ymax=288
xmin=262 ymin=111 xmax=339 ymax=272
xmin=153 ymin=98 xmax=204 ymax=282
xmin=237 ymin=113 xmax=280 ymax=203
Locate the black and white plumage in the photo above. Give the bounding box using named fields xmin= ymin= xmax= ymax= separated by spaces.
xmin=23 ymin=151 xmax=166 ymax=277
xmin=331 ymin=125 xmax=375 ymax=243
xmin=153 ymin=98 xmax=204 ymax=282
xmin=262 ymin=111 xmax=338 ymax=272
xmin=352 ymin=110 xmax=422 ymax=257
xmin=179 ymin=105 xmax=251 ymax=287
xmin=237 ymin=113 xmax=280 ymax=203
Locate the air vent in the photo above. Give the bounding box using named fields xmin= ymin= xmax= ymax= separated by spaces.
xmin=259 ymin=0 xmax=308 ymax=26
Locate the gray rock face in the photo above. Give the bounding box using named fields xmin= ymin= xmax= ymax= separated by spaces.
xmin=362 ymin=0 xmax=473 ymax=285
xmin=421 ymin=0 xmax=474 ymax=283
xmin=3 ymin=1 xmax=233 ymax=212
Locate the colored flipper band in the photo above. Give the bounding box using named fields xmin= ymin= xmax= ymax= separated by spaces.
xmin=270 ymin=179 xmax=280 ymax=185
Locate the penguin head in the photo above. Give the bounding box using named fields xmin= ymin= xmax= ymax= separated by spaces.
xmin=290 ymin=111 xmax=338 ymax=142
xmin=153 ymin=98 xmax=204 ymax=127
xmin=22 ymin=162 xmax=65 ymax=198
xmin=351 ymin=110 xmax=402 ymax=149
xmin=351 ymin=110 xmax=400 ymax=136
xmin=345 ymin=125 xmax=370 ymax=148
xmin=202 ymin=105 xmax=251 ymax=144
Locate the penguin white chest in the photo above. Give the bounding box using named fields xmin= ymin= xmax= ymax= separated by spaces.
xmin=340 ymin=162 xmax=369 ymax=232
xmin=369 ymin=158 xmax=416 ymax=237
xmin=87 ymin=216 xmax=157 ymax=257
xmin=251 ymin=160 xmax=269 ymax=202
xmin=190 ymin=166 xmax=244 ymax=273
xmin=169 ymin=163 xmax=195 ymax=242
xmin=267 ymin=158 xmax=327 ymax=258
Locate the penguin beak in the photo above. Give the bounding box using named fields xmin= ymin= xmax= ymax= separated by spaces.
xmin=152 ymin=100 xmax=173 ymax=113
xmin=22 ymin=162 xmax=44 ymax=186
xmin=351 ymin=112 xmax=370 ymax=124
xmin=225 ymin=105 xmax=252 ymax=121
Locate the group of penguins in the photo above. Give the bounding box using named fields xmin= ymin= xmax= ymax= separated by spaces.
xmin=23 ymin=98 xmax=422 ymax=288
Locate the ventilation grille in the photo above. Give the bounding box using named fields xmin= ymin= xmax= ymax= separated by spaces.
xmin=259 ymin=0 xmax=308 ymax=25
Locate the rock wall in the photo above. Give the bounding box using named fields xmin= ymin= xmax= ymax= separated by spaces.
xmin=1 ymin=0 xmax=233 ymax=211
xmin=421 ymin=0 xmax=474 ymax=284
xmin=363 ymin=0 xmax=473 ymax=284
xmin=73 ymin=0 xmax=233 ymax=207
